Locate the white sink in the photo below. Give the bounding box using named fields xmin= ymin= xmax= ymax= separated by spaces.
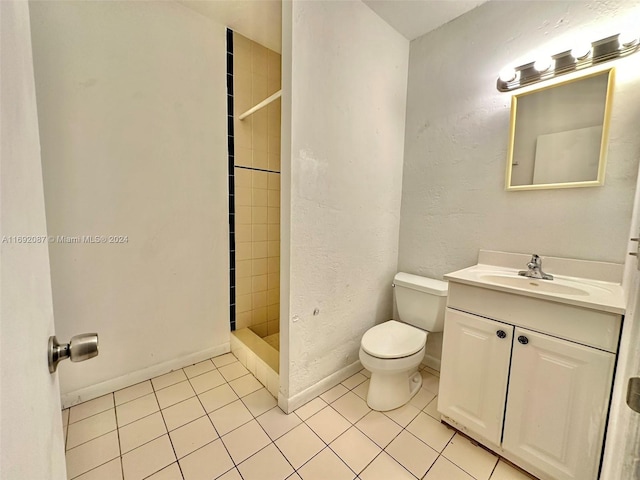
xmin=444 ymin=264 xmax=626 ymax=314
xmin=477 ymin=273 xmax=605 ymax=297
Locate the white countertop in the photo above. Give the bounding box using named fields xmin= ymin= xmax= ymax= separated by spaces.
xmin=445 ymin=264 xmax=626 ymax=315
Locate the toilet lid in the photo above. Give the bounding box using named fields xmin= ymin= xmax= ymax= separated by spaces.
xmin=361 ymin=320 xmax=427 ymax=359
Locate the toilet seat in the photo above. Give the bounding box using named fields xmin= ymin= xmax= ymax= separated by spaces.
xmin=361 ymin=320 xmax=427 ymax=359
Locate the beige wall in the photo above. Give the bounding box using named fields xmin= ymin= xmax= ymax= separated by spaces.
xmin=29 ymin=0 xmax=230 ymax=403
xmin=233 ymin=32 xmax=281 ymax=338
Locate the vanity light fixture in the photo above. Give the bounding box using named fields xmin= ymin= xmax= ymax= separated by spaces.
xmin=533 ymin=56 xmax=553 ymax=72
xmin=497 ymin=31 xmax=639 ymax=92
xmin=570 ymin=43 xmax=591 ymax=60
xmin=499 ymin=66 xmax=518 ymax=83
xmin=619 ymin=29 xmax=639 ymax=47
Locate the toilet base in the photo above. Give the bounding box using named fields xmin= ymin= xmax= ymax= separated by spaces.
xmin=359 ymin=346 xmax=426 ymax=411
xmin=366 ymin=369 xmax=422 ymax=411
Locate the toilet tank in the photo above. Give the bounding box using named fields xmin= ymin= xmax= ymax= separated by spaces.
xmin=393 ymin=272 xmax=448 ymax=332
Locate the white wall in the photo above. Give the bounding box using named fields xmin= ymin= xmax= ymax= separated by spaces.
xmin=0 ymin=2 xmax=66 ymax=477
xmin=29 ymin=1 xmax=230 ymax=404
xmin=282 ymin=0 xmax=409 ymax=404
xmin=399 ymin=1 xmax=640 ymax=280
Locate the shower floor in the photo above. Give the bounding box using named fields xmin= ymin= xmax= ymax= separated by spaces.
xmin=263 ymin=333 xmax=279 ymax=351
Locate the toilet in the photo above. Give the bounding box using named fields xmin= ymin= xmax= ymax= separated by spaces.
xmin=359 ymin=272 xmax=448 ymax=411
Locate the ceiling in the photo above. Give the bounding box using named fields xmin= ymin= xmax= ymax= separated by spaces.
xmin=178 ymin=0 xmax=487 ymax=53
xmin=178 ymin=0 xmax=282 ymax=52
xmin=363 ymin=0 xmax=487 ymax=40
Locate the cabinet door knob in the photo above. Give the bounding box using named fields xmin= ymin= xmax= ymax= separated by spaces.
xmin=517 ymin=335 xmax=529 ymax=345
xmin=496 ymin=330 xmax=507 ymax=339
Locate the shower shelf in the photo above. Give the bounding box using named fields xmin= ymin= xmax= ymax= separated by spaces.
xmin=238 ymin=89 xmax=282 ymax=121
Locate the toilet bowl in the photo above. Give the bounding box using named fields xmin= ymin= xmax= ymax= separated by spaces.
xmin=360 ymin=273 xmax=448 ymax=411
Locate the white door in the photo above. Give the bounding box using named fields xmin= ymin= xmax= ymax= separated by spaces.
xmin=0 ymin=2 xmax=66 ymax=479
xmin=601 ymin=249 xmax=640 ymax=479
xmin=503 ymin=327 xmax=615 ymax=480
xmin=438 ymin=308 xmax=513 ymax=444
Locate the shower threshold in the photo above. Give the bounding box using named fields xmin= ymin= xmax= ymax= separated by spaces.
xmin=231 ymin=328 xmax=279 ymax=399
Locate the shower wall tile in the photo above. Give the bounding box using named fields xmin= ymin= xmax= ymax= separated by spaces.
xmin=267 ymin=256 xmax=279 ymax=273
xmin=267 ymin=49 xmax=281 ymax=81
xmin=252 ymin=74 xmax=268 ymax=106
xmin=267 ymin=173 xmax=280 ymax=190
xmin=267 ymin=208 xmax=280 ymax=225
xmin=268 ymin=101 xmax=280 ymax=135
xmin=268 ymin=153 xmax=281 ymax=172
xmin=252 ymin=43 xmax=268 ymax=73
xmin=236 ymin=146 xmax=252 ymax=168
xmin=252 ymin=259 xmax=267 ymax=276
xmin=236 ymin=243 xmax=251 ymax=262
xmin=252 ymin=225 xmax=267 ymax=242
xmin=235 ymin=117 xmax=252 ymax=150
xmin=236 ymin=224 xmax=251 ymax=240
xmin=267 ymin=191 xmax=279 ymax=209
xmin=267 ymin=288 xmax=279 ymax=305
xmin=234 ymin=34 xmax=251 ymax=74
xmin=237 ymin=294 xmax=251 ymax=314
xmin=236 ymin=169 xmax=251 ymax=187
xmin=267 ymin=303 xmax=279 ymax=319
xmin=233 ymin=31 xmax=280 ymax=338
xmin=268 ymin=273 xmax=280 ymax=290
xmin=237 ymin=260 xmax=251 ymax=278
xmin=236 ymin=188 xmax=251 ymax=207
xmin=254 ymin=150 xmax=269 ymax=170
xmin=252 ymin=207 xmax=268 ymax=225
xmin=268 ymin=135 xmax=281 ymax=155
xmin=237 ymin=311 xmax=251 ymax=330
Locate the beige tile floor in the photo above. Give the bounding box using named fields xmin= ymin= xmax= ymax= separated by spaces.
xmin=62 ymin=352 xmax=536 ymax=480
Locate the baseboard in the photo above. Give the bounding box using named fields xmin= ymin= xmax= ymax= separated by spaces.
xmin=422 ymin=353 xmax=441 ymax=372
xmin=60 ymin=343 xmax=230 ymax=409
xmin=278 ymin=360 xmax=362 ymax=413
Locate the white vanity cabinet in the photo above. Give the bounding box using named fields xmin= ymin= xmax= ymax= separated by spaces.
xmin=439 ymin=283 xmax=620 ymax=480
xmin=438 ymin=309 xmax=512 ymax=445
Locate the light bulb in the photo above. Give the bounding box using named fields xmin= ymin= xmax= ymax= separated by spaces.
xmin=533 ymin=57 xmax=553 ymax=72
xmin=571 ymin=44 xmax=591 ymax=60
xmin=499 ymin=66 xmax=517 ymax=82
xmin=619 ymin=30 xmax=639 ymax=47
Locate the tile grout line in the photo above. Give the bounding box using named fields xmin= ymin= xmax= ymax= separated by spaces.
xmin=67 ymin=394 xmax=120 ymax=480
xmin=186 ymin=369 xmax=238 ymax=479
xmin=197 ymin=353 xmax=295 ymax=478
xmin=145 ymin=368 xmax=183 ymax=480
xmin=319 ymin=372 xmax=446 ymax=479
xmin=153 ymin=369 xmax=186 ymax=480
xmin=113 ymin=391 xmax=126 ymax=480
xmin=65 ymin=356 xmax=494 ymax=480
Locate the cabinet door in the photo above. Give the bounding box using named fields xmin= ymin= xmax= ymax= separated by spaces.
xmin=503 ymin=328 xmax=616 ymax=480
xmin=439 ymin=308 xmax=513 ymax=444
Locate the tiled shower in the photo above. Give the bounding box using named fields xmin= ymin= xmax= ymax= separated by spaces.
xmin=227 ymin=30 xmax=281 ymax=389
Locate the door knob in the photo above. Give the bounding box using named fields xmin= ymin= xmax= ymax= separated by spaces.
xmin=48 ymin=333 xmax=99 ymax=373
xmin=517 ymin=335 xmax=529 ymax=345
xmin=496 ymin=330 xmax=507 ymax=339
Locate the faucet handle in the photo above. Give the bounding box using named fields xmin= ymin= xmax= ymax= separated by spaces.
xmin=530 ymin=254 xmax=541 ymax=266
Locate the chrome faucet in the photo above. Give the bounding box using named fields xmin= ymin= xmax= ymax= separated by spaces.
xmin=518 ymin=254 xmax=553 ymax=280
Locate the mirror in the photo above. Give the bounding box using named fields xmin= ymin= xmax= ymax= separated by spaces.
xmin=505 ymin=68 xmax=614 ymax=191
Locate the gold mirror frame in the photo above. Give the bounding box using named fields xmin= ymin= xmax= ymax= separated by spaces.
xmin=505 ymin=68 xmax=615 ymax=191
